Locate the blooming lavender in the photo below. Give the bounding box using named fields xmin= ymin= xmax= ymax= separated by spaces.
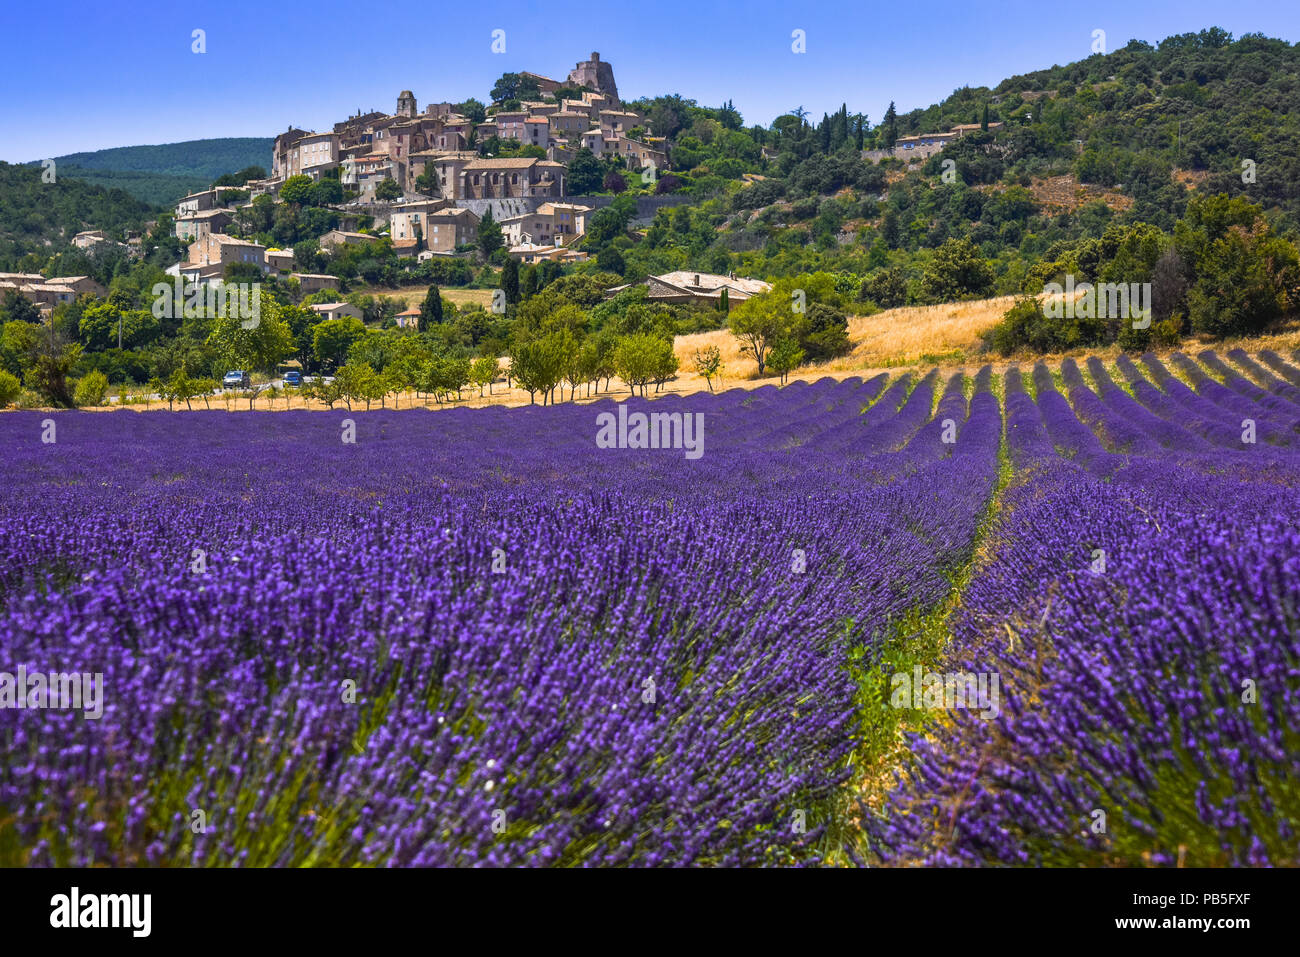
xmin=3 ymin=352 xmax=1296 ymax=868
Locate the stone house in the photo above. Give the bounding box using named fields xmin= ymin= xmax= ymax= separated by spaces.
xmin=188 ymin=234 xmax=267 ymax=275
xmin=319 ymin=230 xmax=380 ymax=252
xmin=460 ymin=158 xmax=565 ymax=199
xmin=265 ymin=249 xmax=295 ymax=275
xmin=175 ymin=209 xmax=233 ymax=242
xmin=308 ymin=302 xmax=363 ymax=322
xmin=290 ymin=273 xmax=340 ymax=294
xmin=507 ymin=244 xmax=589 ymax=264
xmin=499 ymin=202 xmax=590 ymax=247
xmin=420 ymin=208 xmax=480 ymax=253
xmin=607 ymin=271 xmax=772 ymax=309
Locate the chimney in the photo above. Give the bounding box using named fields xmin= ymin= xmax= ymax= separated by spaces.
xmin=591 ymin=52 xmax=600 ymax=62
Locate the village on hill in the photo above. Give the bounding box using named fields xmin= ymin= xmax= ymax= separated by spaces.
xmin=163 ymin=53 xmax=675 ymax=289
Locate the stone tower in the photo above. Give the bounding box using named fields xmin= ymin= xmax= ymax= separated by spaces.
xmin=397 ymin=90 xmax=417 ymax=118
xmin=567 ymin=52 xmax=618 ymax=104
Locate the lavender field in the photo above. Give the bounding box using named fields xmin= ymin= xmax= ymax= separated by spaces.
xmin=1 ymin=349 xmax=1298 ymax=867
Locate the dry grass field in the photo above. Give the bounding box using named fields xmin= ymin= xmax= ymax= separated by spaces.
xmin=356 ymin=285 xmax=496 ymax=309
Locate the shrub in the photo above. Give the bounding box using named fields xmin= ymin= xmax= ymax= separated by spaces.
xmin=75 ymin=370 xmax=111 ymax=407
xmin=0 ymin=370 xmax=20 ymax=408
xmin=982 ymin=295 xmax=1107 ymax=356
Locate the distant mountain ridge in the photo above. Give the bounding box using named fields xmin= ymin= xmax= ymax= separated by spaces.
xmin=28 ymin=138 xmax=273 ymax=206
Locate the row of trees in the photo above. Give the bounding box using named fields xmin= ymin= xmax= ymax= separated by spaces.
xmin=508 ymin=328 xmax=679 ymax=404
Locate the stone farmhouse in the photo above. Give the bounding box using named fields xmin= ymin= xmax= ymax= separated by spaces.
xmin=607 ymin=271 xmax=773 ymax=309
xmin=863 ymin=121 xmax=1005 ymax=164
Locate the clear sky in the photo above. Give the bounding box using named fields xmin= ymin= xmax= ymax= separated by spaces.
xmin=2 ymin=0 xmax=1296 ymax=163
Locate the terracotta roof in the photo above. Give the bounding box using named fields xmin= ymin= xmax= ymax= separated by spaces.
xmin=464 ymin=157 xmax=540 ymax=170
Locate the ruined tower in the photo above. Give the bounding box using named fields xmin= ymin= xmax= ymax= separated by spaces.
xmin=567 ymin=52 xmax=619 ymax=104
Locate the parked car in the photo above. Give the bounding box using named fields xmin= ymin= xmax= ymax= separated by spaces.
xmin=282 ymin=371 xmax=303 ymax=388
xmin=223 ymin=371 xmax=251 ymax=389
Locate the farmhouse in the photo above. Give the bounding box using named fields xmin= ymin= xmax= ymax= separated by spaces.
xmin=308 ymin=302 xmax=363 ymax=322
xmin=290 ymin=273 xmax=340 ymax=294
xmin=607 ymin=271 xmax=772 ymax=309
xmin=319 ymin=229 xmax=379 ymax=251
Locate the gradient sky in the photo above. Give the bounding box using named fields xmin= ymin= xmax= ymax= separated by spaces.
xmin=3 ymin=0 xmax=1297 ymax=163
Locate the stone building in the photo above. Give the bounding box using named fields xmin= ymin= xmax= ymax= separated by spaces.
xmin=567 ymin=52 xmax=618 ymax=104
xmin=459 ymin=158 xmax=566 ymax=199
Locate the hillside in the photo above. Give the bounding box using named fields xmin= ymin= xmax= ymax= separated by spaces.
xmin=614 ymin=30 xmax=1300 ymax=290
xmin=50 ymin=166 xmax=212 ymax=207
xmin=34 ymin=137 xmax=273 ymax=205
xmin=0 ymin=161 xmax=155 ymax=263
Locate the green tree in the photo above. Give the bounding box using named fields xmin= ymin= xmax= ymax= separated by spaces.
xmin=799 ymin=302 xmax=850 ymax=361
xmin=920 ymin=238 xmax=996 ymax=302
xmin=470 ymin=355 xmax=499 ymax=396
xmin=208 ymin=296 xmax=295 ymax=372
xmin=456 ymin=98 xmax=487 ymax=123
xmin=613 ymin=333 xmax=670 ymax=397
xmin=74 ymin=369 xmax=110 ymax=407
xmin=374 ymin=178 xmax=402 ymax=201
xmin=0 ymin=369 xmax=21 ymax=407
xmin=419 ymin=284 xmax=444 ymax=331
xmin=501 ymin=258 xmax=520 ymax=305
xmin=478 ymin=207 xmax=503 ymax=258
xmin=766 ymin=338 xmax=805 ymax=385
xmin=692 ymin=345 xmax=724 ymax=392
xmin=861 ymin=267 xmax=907 ymax=308
xmin=79 ymin=302 xmax=157 ymax=352
xmin=566 ymin=148 xmax=605 ymax=194
xmin=312 ymin=316 xmax=367 ymax=370
xmin=510 ymin=331 xmax=571 ymax=405
xmin=729 ymin=292 xmax=794 ymax=376
xmin=25 ymin=326 xmax=81 ymax=408
xmin=279 ymin=175 xmax=314 ymax=205
xmin=490 ymin=73 xmax=524 ymax=103
xmin=880 ymin=101 xmax=898 ymax=148
xmin=1 ymin=290 xmax=41 ymax=324
xmin=310 ymin=178 xmax=344 ymax=205
xmin=0 ymin=320 xmax=37 ymax=379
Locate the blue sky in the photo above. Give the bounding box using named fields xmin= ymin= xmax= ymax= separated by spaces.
xmin=2 ymin=0 xmax=1296 ymax=163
